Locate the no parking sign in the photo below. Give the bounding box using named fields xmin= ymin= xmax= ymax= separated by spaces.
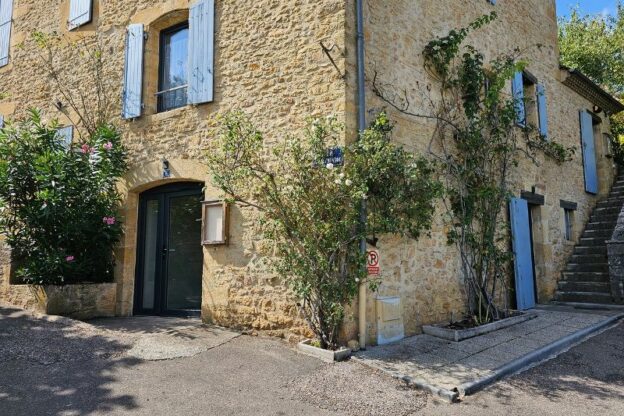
xmin=367 ymin=250 xmax=380 ymax=276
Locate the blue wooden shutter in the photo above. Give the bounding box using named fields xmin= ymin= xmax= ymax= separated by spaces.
xmin=122 ymin=24 xmax=144 ymax=119
xmin=536 ymin=84 xmax=548 ymax=138
xmin=68 ymin=0 xmax=92 ymax=30
xmin=580 ymin=110 xmax=598 ymax=194
xmin=188 ymin=0 xmax=215 ymax=105
xmin=0 ymin=0 xmax=13 ymax=67
xmin=56 ymin=126 xmax=74 ymax=149
xmin=510 ymin=198 xmax=536 ymax=310
xmin=512 ymin=71 xmax=525 ymax=126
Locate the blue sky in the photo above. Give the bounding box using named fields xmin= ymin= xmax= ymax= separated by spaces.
xmin=556 ymin=0 xmax=619 ymax=17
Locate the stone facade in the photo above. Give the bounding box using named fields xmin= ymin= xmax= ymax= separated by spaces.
xmin=0 ymin=1 xmax=620 ymax=345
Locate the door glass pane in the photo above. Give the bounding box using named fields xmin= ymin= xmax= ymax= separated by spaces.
xmin=166 ymin=194 xmax=203 ymax=310
xmin=141 ymin=199 xmax=160 ymax=310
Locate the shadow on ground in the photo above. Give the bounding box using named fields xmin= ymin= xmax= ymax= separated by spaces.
xmin=0 ymin=307 xmax=141 ymax=415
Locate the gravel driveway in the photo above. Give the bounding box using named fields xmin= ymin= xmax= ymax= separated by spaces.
xmin=1 ymin=305 xmax=623 ymax=416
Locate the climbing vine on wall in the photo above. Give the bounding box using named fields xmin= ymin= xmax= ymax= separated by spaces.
xmin=373 ymin=12 xmax=575 ymax=324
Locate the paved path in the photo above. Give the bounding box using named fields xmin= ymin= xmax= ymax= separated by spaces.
xmin=1 ymin=304 xmax=623 ymax=415
xmin=355 ymin=306 xmax=623 ymax=396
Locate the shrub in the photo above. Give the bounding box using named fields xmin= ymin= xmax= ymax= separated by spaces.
xmin=0 ymin=109 xmax=127 ymax=285
xmin=207 ymin=112 xmax=441 ymax=349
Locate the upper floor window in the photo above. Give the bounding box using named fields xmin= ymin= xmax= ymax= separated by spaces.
xmin=157 ymin=22 xmax=189 ymax=113
xmin=0 ymin=0 xmax=14 ymax=68
xmin=68 ymin=0 xmax=93 ymax=31
xmin=512 ymin=70 xmax=549 ymax=138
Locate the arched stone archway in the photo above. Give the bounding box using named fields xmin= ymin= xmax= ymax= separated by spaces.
xmin=115 ymin=158 xmax=218 ymax=316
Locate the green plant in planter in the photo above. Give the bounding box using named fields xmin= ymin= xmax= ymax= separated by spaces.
xmin=0 ymin=109 xmax=127 ymax=285
xmin=207 ymin=112 xmax=441 ymax=350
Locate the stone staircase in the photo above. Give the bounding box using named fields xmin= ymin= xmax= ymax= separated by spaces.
xmin=555 ymin=173 xmax=624 ymax=304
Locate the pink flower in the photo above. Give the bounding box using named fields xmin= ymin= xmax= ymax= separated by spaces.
xmin=66 ymin=256 xmax=75 ymax=262
xmin=103 ymin=216 xmax=116 ymax=225
xmin=103 ymin=142 xmax=113 ymax=151
xmin=81 ymin=144 xmax=91 ymax=154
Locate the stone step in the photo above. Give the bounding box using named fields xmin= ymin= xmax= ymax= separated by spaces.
xmin=562 ymin=271 xmax=610 ymax=283
xmin=593 ymin=206 xmax=622 ymax=215
xmin=565 ymin=263 xmax=609 ymax=273
xmin=579 ymin=237 xmax=609 ymax=246
xmin=595 ymin=200 xmax=624 ymax=209
xmin=568 ymin=254 xmax=608 ymax=264
xmin=584 ymin=222 xmax=615 ymax=231
xmin=554 ymin=291 xmax=614 ymax=304
xmin=558 ymin=281 xmax=612 ymax=293
xmin=582 ymin=229 xmax=613 ymax=239
xmin=573 ymin=246 xmax=607 ymax=255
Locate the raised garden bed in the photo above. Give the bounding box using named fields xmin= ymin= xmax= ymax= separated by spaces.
xmin=297 ymin=339 xmax=352 ymax=362
xmin=29 ymin=283 xmax=117 ymax=320
xmin=422 ymin=312 xmax=538 ymax=342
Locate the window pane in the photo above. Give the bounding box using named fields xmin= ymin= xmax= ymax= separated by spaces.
xmin=159 ymin=24 xmax=189 ymax=112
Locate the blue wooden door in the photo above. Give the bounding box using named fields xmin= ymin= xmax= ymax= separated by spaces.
xmin=580 ymin=110 xmax=598 ymax=194
xmin=510 ymin=198 xmax=536 ymax=310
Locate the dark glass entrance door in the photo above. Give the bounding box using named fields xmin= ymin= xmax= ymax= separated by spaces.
xmin=134 ymin=183 xmax=204 ymax=316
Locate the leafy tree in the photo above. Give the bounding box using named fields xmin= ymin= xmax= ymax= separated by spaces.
xmin=207 ymin=112 xmax=441 ymax=350
xmin=558 ymin=4 xmax=624 ymax=158
xmin=0 ymin=110 xmax=127 ymax=285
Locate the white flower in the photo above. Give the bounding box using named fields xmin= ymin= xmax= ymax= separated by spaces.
xmin=433 ymin=45 xmax=441 ymax=51
xmin=345 ymin=179 xmax=353 ymax=186
xmin=339 ymin=173 xmax=345 ymax=179
xmin=335 ymin=179 xmax=342 ymax=185
xmin=362 ymin=194 xmax=369 ymax=200
xmin=355 ymin=278 xmax=361 ymax=283
xmin=326 ymin=163 xmax=334 ymax=169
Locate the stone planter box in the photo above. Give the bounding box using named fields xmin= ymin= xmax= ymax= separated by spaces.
xmin=297 ymin=339 xmax=352 ymax=362
xmin=30 ymin=283 xmax=117 ymax=320
xmin=422 ymin=312 xmax=538 ymax=342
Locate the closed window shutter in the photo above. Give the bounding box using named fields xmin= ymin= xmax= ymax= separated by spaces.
xmin=536 ymin=84 xmax=548 ymax=138
xmin=56 ymin=126 xmax=74 ymax=149
xmin=0 ymin=0 xmax=14 ymax=67
xmin=188 ymin=0 xmax=215 ymax=105
xmin=580 ymin=110 xmax=598 ymax=194
xmin=512 ymin=71 xmax=525 ymax=126
xmin=68 ymin=0 xmax=93 ymax=31
xmin=122 ymin=24 xmax=144 ymax=120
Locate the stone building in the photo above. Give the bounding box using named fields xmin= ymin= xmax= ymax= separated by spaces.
xmin=0 ymin=0 xmax=622 ymax=346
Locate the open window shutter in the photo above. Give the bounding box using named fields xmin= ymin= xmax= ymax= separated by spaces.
xmin=0 ymin=0 xmax=14 ymax=67
xmin=56 ymin=126 xmax=74 ymax=149
xmin=68 ymin=0 xmax=93 ymax=30
xmin=509 ymin=198 xmax=536 ymax=311
xmin=580 ymin=110 xmax=598 ymax=194
xmin=512 ymin=71 xmax=525 ymax=126
xmin=536 ymin=84 xmax=548 ymax=138
xmin=188 ymin=0 xmax=215 ymax=105
xmin=122 ymin=24 xmax=144 ymax=120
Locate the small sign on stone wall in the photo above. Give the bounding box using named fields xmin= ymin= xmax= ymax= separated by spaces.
xmin=367 ymin=249 xmax=380 ymax=276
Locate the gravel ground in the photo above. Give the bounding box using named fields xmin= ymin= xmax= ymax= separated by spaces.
xmin=1 ymin=305 xmax=623 ymax=415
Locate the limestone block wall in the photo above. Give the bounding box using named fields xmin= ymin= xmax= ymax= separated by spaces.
xmin=343 ymin=0 xmax=617 ymax=344
xmin=0 ymin=0 xmax=348 ymax=340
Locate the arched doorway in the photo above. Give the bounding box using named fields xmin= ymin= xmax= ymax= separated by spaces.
xmin=133 ymin=182 xmax=204 ymax=316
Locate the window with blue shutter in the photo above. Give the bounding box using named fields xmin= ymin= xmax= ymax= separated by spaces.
xmin=56 ymin=126 xmax=74 ymax=149
xmin=512 ymin=71 xmax=526 ymax=126
xmin=68 ymin=0 xmax=93 ymax=31
xmin=122 ymin=24 xmax=145 ymax=120
xmin=0 ymin=0 xmax=13 ymax=67
xmin=188 ymin=0 xmax=215 ymax=105
xmin=580 ymin=110 xmax=598 ymax=194
xmin=536 ymin=84 xmax=548 ymax=138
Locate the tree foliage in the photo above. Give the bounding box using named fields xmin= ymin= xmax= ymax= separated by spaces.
xmin=558 ymin=4 xmax=624 ymax=160
xmin=207 ymin=112 xmax=441 ymax=349
xmin=0 ymin=110 xmax=127 ymax=285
